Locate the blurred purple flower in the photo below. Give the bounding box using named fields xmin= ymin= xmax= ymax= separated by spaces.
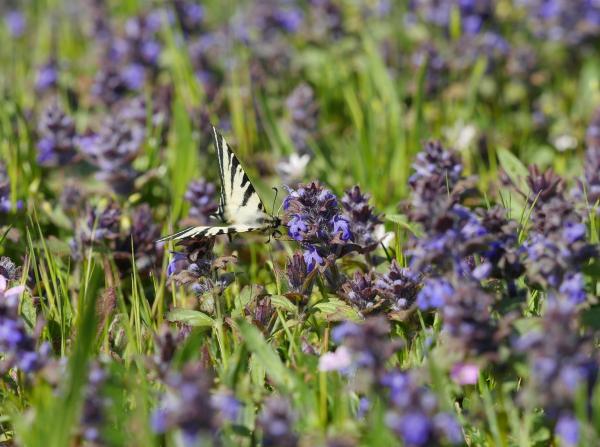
xmin=257 ymin=396 xmax=298 ymax=447
xmin=80 ymin=116 xmax=145 ymax=195
xmin=0 ymin=275 xmax=48 ymax=373
xmin=417 ymin=277 xmax=454 ymax=309
xmin=382 ymin=370 xmax=463 ymax=445
xmin=35 ymin=59 xmax=58 ymax=93
xmin=184 ymin=179 xmax=219 ymax=225
xmin=36 ymin=102 xmax=77 ymax=166
xmin=151 ymin=362 xmax=226 ymax=443
xmin=555 ymin=413 xmax=579 ymax=446
xmin=5 ymin=10 xmax=25 ymax=37
xmin=0 ymin=162 xmax=21 ymax=213
xmin=516 ymin=298 xmax=599 ymax=421
xmin=285 ymin=83 xmax=319 ymax=156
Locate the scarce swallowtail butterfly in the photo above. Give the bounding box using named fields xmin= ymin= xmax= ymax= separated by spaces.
xmin=159 ymin=127 xmax=282 ymax=242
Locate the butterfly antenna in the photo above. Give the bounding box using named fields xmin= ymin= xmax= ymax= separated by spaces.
xmin=271 ymin=186 xmax=279 ymax=217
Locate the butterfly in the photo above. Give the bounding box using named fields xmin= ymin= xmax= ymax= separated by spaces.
xmin=159 ymin=127 xmax=282 ymax=242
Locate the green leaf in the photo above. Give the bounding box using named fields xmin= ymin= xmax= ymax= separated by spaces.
xmin=166 ymin=309 xmax=214 ymax=327
xmin=497 ymin=148 xmax=529 ymax=193
xmin=386 ymin=214 xmax=423 ymax=236
xmin=313 ymin=298 xmax=361 ymax=321
xmin=238 ymin=320 xmax=297 ymax=391
xmin=581 ymin=306 xmax=600 ymax=330
xmin=269 ymin=295 xmax=297 ymax=313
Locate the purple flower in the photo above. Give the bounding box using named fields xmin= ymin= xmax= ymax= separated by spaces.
xmin=397 ymin=412 xmax=431 ymax=446
xmin=330 ymin=317 xmax=399 ymax=378
xmin=433 ymin=413 xmax=463 ymax=443
xmin=35 ymin=60 xmax=58 ymax=92
xmin=417 ymin=278 xmax=453 ymax=309
xmin=121 ymin=63 xmax=146 ymax=90
xmin=559 ymin=273 xmax=586 ymax=304
xmin=303 ymin=246 xmax=323 ymax=272
xmin=275 ymin=8 xmax=303 ymax=33
xmin=36 ymin=102 xmax=77 ymax=166
xmin=515 ymin=299 xmax=599 ymax=421
xmin=331 ymin=215 xmax=351 ymax=241
xmin=555 ymin=414 xmax=579 ymax=447
xmin=0 ymin=275 xmax=48 ymax=373
xmin=80 ymin=116 xmax=145 ymax=195
xmin=341 ymin=271 xmax=379 ymax=312
xmin=0 ymin=163 xmax=21 ymax=213
xmin=382 ymin=370 xmax=462 ymax=445
xmin=288 ymin=215 xmax=308 ymax=241
xmin=5 ymin=10 xmax=25 ymax=37
xmin=563 ymin=222 xmax=586 ymax=244
xmin=151 ymin=362 xmax=226 ymax=442
xmin=211 ymin=392 xmax=242 ymax=422
xmin=184 ymin=179 xmax=219 ymax=225
xmin=257 ymin=397 xmax=298 ymax=447
xmin=341 ymin=185 xmax=382 ymax=252
xmin=285 ymin=83 xmax=319 ymax=156
xmin=374 ymin=261 xmax=421 ymax=311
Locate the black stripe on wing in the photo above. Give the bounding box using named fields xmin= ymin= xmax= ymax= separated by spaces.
xmin=158 ymin=225 xmax=252 ymax=242
xmin=212 ymin=126 xmax=265 ymax=217
xmin=212 ymin=127 xmax=228 ymax=222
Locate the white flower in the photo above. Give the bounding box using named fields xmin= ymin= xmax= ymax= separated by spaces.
xmin=374 ymin=224 xmax=394 ymax=248
xmin=553 ymin=134 xmax=577 ymax=152
xmin=276 ymin=153 xmax=311 ymax=182
xmin=444 ymin=121 xmax=478 ymax=152
xmin=318 ymin=346 xmax=352 ymax=372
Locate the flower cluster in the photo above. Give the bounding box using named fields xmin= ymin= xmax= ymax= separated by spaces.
xmin=152 ymin=362 xmax=239 ymax=444
xmin=36 ymin=102 xmax=78 ymax=166
xmin=183 ymin=179 xmax=219 ymax=226
xmin=0 ymin=273 xmax=48 ymax=373
xmin=283 ymin=182 xmax=352 ymax=271
xmin=520 ymin=0 xmax=600 ymax=45
xmin=71 ymin=201 xmax=161 ymax=274
xmin=92 ymin=11 xmax=163 ymax=105
xmin=71 ymin=201 xmax=123 ymax=258
xmin=79 ymin=362 xmax=109 ymax=443
xmin=409 ymin=0 xmax=497 ymax=35
xmin=321 ymin=317 xmax=401 ymax=382
xmin=285 ymin=83 xmax=319 ymax=157
xmin=439 ymin=281 xmax=503 ymax=360
xmin=382 ymin=370 xmax=463 ymax=446
xmin=516 ymin=298 xmax=599 ymax=445
xmin=338 ymin=260 xmax=421 ymax=314
xmin=523 ymin=166 xmax=597 ymax=302
xmin=340 ymin=185 xmax=383 ymax=253
xmin=79 ymin=114 xmax=145 ymax=195
xmin=257 ymin=396 xmax=298 ymax=447
xmin=374 ymin=260 xmax=421 ymax=311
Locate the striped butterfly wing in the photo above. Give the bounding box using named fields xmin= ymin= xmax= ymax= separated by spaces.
xmin=158 ymin=127 xmax=273 ymax=242
xmin=212 ymin=127 xmax=271 ymax=228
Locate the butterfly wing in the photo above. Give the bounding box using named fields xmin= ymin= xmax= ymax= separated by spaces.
xmin=158 ymin=128 xmax=274 ymax=243
xmin=213 ymin=127 xmax=272 ymax=228
xmin=157 ymin=224 xmax=262 ymax=242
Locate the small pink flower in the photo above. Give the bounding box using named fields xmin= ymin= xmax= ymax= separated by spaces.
xmin=451 ymin=362 xmax=480 ymax=385
xmin=318 ymin=346 xmax=352 ymax=372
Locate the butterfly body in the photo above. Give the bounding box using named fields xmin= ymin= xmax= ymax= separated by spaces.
xmin=159 ymin=127 xmax=281 ymax=242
